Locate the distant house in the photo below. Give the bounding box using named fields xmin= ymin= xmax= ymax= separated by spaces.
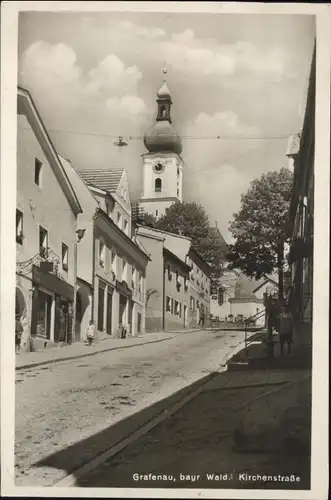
xmin=210 ymin=267 xmax=278 ymax=325
xmin=136 ymin=226 xmax=211 ymax=332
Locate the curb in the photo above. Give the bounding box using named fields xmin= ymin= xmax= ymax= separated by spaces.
xmin=15 ymin=328 xmax=206 ymax=371
xmin=16 ymin=335 xmax=175 ymax=371
xmin=219 ymin=330 xmax=258 ymax=370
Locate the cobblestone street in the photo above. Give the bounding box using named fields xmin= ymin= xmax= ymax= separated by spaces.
xmin=15 ymin=328 xmax=247 ymax=486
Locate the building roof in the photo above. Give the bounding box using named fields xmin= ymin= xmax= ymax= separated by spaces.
xmin=217 ymin=269 xmax=278 ymax=300
xmin=163 ymin=247 xmax=191 ymax=273
xmin=77 ymin=168 xmax=124 ymax=193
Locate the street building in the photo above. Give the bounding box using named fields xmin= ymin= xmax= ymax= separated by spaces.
xmin=77 ymin=168 xmax=150 ymax=337
xmin=16 ymin=87 xmax=82 ymax=350
xmin=286 ymin=43 xmax=315 ymax=344
xmin=210 ymin=267 xmax=278 ymax=325
xmin=136 ymin=226 xmax=211 ymax=332
xmin=59 ymin=156 xmax=98 ymax=341
xmin=140 ymin=69 xmax=184 ymax=220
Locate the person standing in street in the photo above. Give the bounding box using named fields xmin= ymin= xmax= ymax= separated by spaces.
xmin=86 ymin=320 xmax=96 ymax=346
xmin=15 ymin=314 xmax=23 ymax=354
xmin=278 ymin=304 xmax=294 ymax=356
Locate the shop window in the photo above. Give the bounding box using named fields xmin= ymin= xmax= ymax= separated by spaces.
xmin=35 ymin=158 xmax=43 ymax=187
xmin=62 ymin=243 xmax=68 ymax=271
xmin=39 ymin=226 xmax=48 ymax=256
xmin=99 ymin=240 xmax=105 ymax=267
xmin=166 ymin=296 xmax=171 ymax=312
xmin=155 ymin=178 xmax=162 ymax=192
xmin=16 ymin=209 xmax=23 ymax=244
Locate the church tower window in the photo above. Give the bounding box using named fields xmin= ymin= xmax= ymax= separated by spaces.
xmin=155 ymin=178 xmax=162 ymax=192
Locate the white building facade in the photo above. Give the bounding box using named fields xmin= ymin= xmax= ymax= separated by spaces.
xmin=78 ymin=168 xmax=150 ymax=337
xmin=16 ymin=88 xmax=82 ymax=350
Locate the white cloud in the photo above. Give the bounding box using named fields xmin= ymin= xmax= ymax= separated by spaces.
xmin=184 ymin=110 xmax=260 ymax=137
xmin=85 ymin=54 xmax=142 ymax=95
xmin=183 ymin=110 xmax=259 ymax=240
xmin=118 ymin=21 xmax=166 ymax=40
xmin=19 ymin=41 xmax=82 ymax=90
xmin=161 ymin=31 xmax=285 ymax=79
xmin=106 ymin=95 xmax=147 ymax=118
xmin=18 ymin=41 xmax=147 ymax=127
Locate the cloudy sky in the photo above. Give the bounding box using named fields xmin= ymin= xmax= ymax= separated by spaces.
xmin=18 ymin=10 xmax=315 ymax=241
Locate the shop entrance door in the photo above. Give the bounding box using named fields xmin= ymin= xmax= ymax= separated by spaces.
xmin=98 ymin=286 xmax=105 ymax=331
xmin=36 ymin=290 xmax=52 ymax=339
xmin=106 ymin=290 xmax=113 ymax=335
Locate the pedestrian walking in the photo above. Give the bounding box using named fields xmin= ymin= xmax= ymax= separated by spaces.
xmin=85 ymin=320 xmax=96 ymax=346
xmin=278 ymin=305 xmax=293 ymax=356
xmin=15 ymin=314 xmax=23 ymax=354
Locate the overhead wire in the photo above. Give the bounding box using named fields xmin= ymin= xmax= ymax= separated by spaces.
xmin=25 ymin=127 xmax=296 ymax=141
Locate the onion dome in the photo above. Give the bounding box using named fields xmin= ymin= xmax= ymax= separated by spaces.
xmin=144 ymin=68 xmax=183 ymax=155
xmin=157 ymin=81 xmax=171 ymax=99
xmin=144 ymin=121 xmax=183 ymax=155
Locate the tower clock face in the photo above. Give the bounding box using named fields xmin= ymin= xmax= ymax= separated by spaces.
xmin=153 ymin=162 xmax=165 ymax=173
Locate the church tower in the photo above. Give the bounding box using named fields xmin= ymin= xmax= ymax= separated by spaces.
xmin=140 ymin=69 xmax=184 ymax=220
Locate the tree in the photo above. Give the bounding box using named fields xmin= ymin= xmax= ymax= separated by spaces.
xmin=154 ymin=201 xmax=227 ymax=286
xmin=227 ymin=167 xmax=293 ymax=299
xmin=139 ymin=212 xmax=158 ymax=228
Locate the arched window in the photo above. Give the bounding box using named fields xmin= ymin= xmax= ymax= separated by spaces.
xmin=155 ymin=178 xmax=162 ymax=192
xmin=160 ymin=106 xmax=166 ymax=119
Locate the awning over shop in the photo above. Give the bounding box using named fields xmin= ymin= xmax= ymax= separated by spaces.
xmin=32 ymin=265 xmax=74 ymax=301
